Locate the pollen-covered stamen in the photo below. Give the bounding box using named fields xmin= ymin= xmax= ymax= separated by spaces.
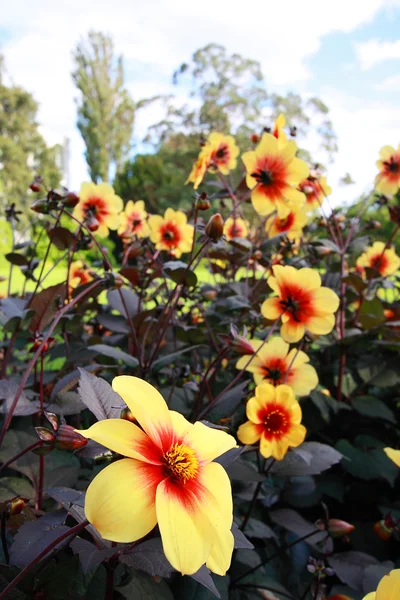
xmin=264 ymin=367 xmax=283 ymax=383
xmin=164 ymin=443 xmax=198 ymax=483
xmin=264 ymin=409 xmax=288 ymax=434
xmin=252 ymin=169 xmax=274 ymax=186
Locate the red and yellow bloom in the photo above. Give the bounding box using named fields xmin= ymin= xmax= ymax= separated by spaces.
xmin=77 ymin=376 xmax=236 ymax=575
xmin=356 ymin=241 xmax=400 ymax=277
xmin=223 ymin=217 xmax=248 ymax=240
xmin=262 ymin=265 xmax=340 ymax=343
xmin=69 ymin=261 xmax=93 ymax=289
xmin=73 ymin=182 xmax=123 ymax=237
xmin=236 ymin=336 xmax=318 ymax=396
xmin=204 ymin=132 xmax=240 ymax=175
xmin=265 ymin=204 xmax=308 ymax=242
xmin=185 ymin=154 xmax=210 ymax=190
xmin=375 ymin=145 xmax=400 ymax=196
xmin=362 ymin=569 xmax=400 ymax=600
xmin=242 ymin=133 xmax=309 ymax=218
xmin=298 ymin=175 xmax=332 ymax=211
xmin=149 ymin=208 xmax=194 ymax=258
xmin=118 ymin=200 xmax=150 ymax=240
xmin=237 ymin=383 xmax=306 ymax=460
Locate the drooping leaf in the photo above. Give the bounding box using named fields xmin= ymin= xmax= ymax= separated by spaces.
xmin=77 ymin=369 xmax=124 ymax=420
xmin=270 ymin=442 xmax=343 ymax=476
xmin=327 ymin=551 xmax=379 ymax=591
xmin=87 ymin=344 xmax=139 ymax=367
xmin=70 ymin=537 xmax=117 ymax=573
xmin=119 ymin=538 xmax=175 ymax=578
xmin=5 ymin=252 xmax=29 ymax=266
xmin=26 ymin=283 xmax=66 ymax=333
xmin=97 ymin=313 xmax=131 ymax=333
xmin=48 ymin=227 xmax=76 ymax=250
xmin=232 ymin=523 xmax=255 ymax=549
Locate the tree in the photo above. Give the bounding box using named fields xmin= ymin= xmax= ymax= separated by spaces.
xmin=72 ymin=31 xmax=135 ymax=183
xmin=0 ymin=57 xmax=61 ymax=226
xmin=115 ymin=44 xmax=338 ymax=210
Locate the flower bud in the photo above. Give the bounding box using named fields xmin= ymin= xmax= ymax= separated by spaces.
xmin=206 ymin=213 xmax=224 ymax=240
xmin=315 ymin=246 xmax=332 ymax=257
xmin=35 ymin=427 xmax=56 ymax=442
xmin=30 ymin=199 xmax=50 ymax=214
xmin=201 ymin=286 xmax=217 ymax=301
xmin=231 ymin=336 xmax=256 ymax=356
xmin=8 ymin=497 xmax=26 ymax=515
xmin=250 ymin=133 xmax=260 ymax=144
xmin=63 ymin=192 xmax=80 ymax=208
xmin=44 ymin=412 xmax=59 ymax=432
xmin=120 ymin=407 xmax=137 ymax=423
xmin=85 ymin=214 xmax=100 ymax=232
xmin=127 ymin=241 xmax=144 ymax=258
xmin=55 ymin=425 xmax=88 ymax=451
xmin=197 ymin=198 xmax=211 ymax=211
xmin=29 ymin=176 xmax=42 ymax=193
xmin=327 ymin=519 xmax=355 ymax=538
xmin=373 ymin=519 xmax=394 ymax=541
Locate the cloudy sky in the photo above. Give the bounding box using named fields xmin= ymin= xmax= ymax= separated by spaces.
xmin=2 ymin=0 xmax=400 ymax=205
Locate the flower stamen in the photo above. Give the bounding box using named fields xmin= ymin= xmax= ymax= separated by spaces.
xmin=164 ymin=443 xmax=198 ymax=483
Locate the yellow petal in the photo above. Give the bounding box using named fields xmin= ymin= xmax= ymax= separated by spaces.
xmin=251 ymin=187 xmax=276 ymax=216
xmin=77 ymin=419 xmax=162 ymax=464
xmin=376 ymin=569 xmax=400 ymax=599
xmin=112 ymin=376 xmax=172 ymax=449
xmin=285 ymin=157 xmax=309 ymax=183
xmin=85 ymin=458 xmax=161 ymax=542
xmin=184 ymin=421 xmax=237 ymax=465
xmin=237 ymin=420 xmax=262 ymax=445
xmin=362 ymin=594 xmax=376 ymax=600
xmin=284 ymin=424 xmax=307 ymax=447
xmin=256 ymin=132 xmax=278 ymax=157
xmin=261 ymin=298 xmax=283 ymax=320
xmin=384 ymin=448 xmax=400 ymax=468
xmin=156 ymin=478 xmax=214 ymax=575
xmin=379 ymin=145 xmax=395 ymax=161
xmin=306 ymin=314 xmax=336 ymax=335
xmin=296 ymin=267 xmax=321 ymax=290
xmin=311 ymin=287 xmax=340 ymax=313
xmin=280 ymin=321 xmax=305 ymax=343
xmin=206 ymin=527 xmax=234 ymax=576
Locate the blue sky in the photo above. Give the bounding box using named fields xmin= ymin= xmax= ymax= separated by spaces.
xmin=2 ymin=0 xmax=400 ymax=205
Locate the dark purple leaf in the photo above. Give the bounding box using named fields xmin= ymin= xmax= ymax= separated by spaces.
xmin=77 ymin=369 xmax=124 ymax=420
xmin=70 ymin=537 xmax=117 ymax=573
xmin=119 ymin=538 xmax=175 ymax=578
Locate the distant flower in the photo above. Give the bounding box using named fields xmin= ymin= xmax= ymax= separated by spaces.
xmin=118 ymin=200 xmax=150 ymax=240
xmin=262 ymin=265 xmax=340 ymax=343
xmin=237 ymin=383 xmax=306 ymax=460
xmin=77 ymin=376 xmax=236 ymax=575
xmin=242 ymin=133 xmax=309 ymax=218
xmin=356 ymin=241 xmax=400 ymax=277
xmin=148 ymin=208 xmax=194 ymax=257
xmin=69 ymin=261 xmax=93 ymax=289
xmin=185 ymin=154 xmax=210 ymax=189
xmin=375 ymin=145 xmax=400 ymax=195
xmin=223 ymin=217 xmax=248 ymax=240
xmin=298 ymin=175 xmax=332 ymax=211
xmin=235 ymin=336 xmax=318 ymax=396
xmin=362 ymin=568 xmax=400 ymax=600
xmin=266 ymin=204 xmax=308 ymax=242
xmin=204 ymin=132 xmax=240 ymax=175
xmin=73 ymin=182 xmax=123 ymax=237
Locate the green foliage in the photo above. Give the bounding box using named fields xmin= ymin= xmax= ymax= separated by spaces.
xmin=72 ymin=31 xmax=135 ymax=183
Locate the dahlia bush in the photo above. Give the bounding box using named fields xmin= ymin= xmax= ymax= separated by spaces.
xmin=0 ymin=115 xmax=399 ymax=599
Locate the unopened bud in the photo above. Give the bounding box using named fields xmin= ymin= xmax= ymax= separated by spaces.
xmin=197 ymin=198 xmax=211 ymax=211
xmin=251 ymin=250 xmax=262 ymax=261
xmin=31 ymin=199 xmax=50 ymax=214
xmin=120 ymin=407 xmax=137 ymax=423
xmin=44 ymin=412 xmax=59 ymax=432
xmin=56 ymin=425 xmax=88 ymax=451
xmin=327 ymin=519 xmax=355 ymax=538
xmin=250 ymin=133 xmax=260 ymax=144
xmin=315 ymin=246 xmax=333 ymax=257
xmin=201 ymin=286 xmax=217 ymax=301
xmin=373 ymin=519 xmax=394 ymax=541
xmin=336 ymin=215 xmax=346 ymax=223
xmin=127 ymin=241 xmax=144 ymax=258
xmin=206 ymin=213 xmax=224 ymax=240
xmin=35 ymin=427 xmax=56 ymax=442
xmin=85 ymin=214 xmax=100 ymax=232
xmin=232 ymin=336 xmax=256 ymax=356
xmin=63 ymin=192 xmax=80 ymax=208
xmin=29 ymin=176 xmax=42 ymax=193
xmin=8 ymin=497 xmax=26 ymax=515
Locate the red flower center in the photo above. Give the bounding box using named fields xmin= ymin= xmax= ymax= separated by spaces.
xmin=212 ymin=143 xmax=230 ymax=166
xmin=275 ymin=212 xmax=295 ymax=232
xmin=163 ymin=443 xmax=198 ymax=483
xmin=299 ymin=179 xmax=320 ymax=205
xmin=279 ymin=284 xmax=314 ymax=323
xmin=260 ymin=405 xmax=290 ymax=439
xmin=83 ymin=196 xmax=109 ymax=223
xmin=251 ymin=156 xmax=289 ymax=200
xmin=369 ymin=252 xmax=389 ymax=274
xmin=160 ymin=222 xmax=181 ymax=248
xmin=128 ymin=211 xmax=143 ymax=233
xmin=262 ymin=357 xmax=287 ymax=385
xmin=228 ymin=223 xmax=244 ymax=238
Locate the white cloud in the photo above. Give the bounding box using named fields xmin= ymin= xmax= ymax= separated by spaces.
xmin=2 ymin=0 xmax=400 ymax=191
xmin=376 ymin=73 xmax=400 ymax=89
xmin=355 ymin=38 xmax=400 ymax=70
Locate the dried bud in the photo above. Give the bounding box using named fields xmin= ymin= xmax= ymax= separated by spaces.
xmin=250 ymin=133 xmax=260 ymax=144
xmin=206 ymin=213 xmax=224 ymax=240
xmin=55 ymin=425 xmax=88 ymax=451
xmin=63 ymin=192 xmax=80 ymax=208
xmin=197 ymin=197 xmax=211 ymax=211
xmin=35 ymin=427 xmax=56 ymax=442
xmin=30 ymin=199 xmax=50 ymax=214
xmin=389 ymin=205 xmax=400 ymax=224
xmin=120 ymin=407 xmax=137 ymax=423
xmin=8 ymin=497 xmax=26 ymax=515
xmin=327 ymin=519 xmax=355 ymax=538
xmin=29 ymin=176 xmax=42 ymax=193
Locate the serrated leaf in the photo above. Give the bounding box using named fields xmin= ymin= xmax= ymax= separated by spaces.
xmin=70 ymin=538 xmax=117 ymax=573
xmin=77 ymin=369 xmax=125 ymax=420
xmin=88 ymin=344 xmax=139 ymax=367
xmin=0 ymin=380 xmax=38 ymax=416
xmin=26 ymin=283 xmax=66 ymax=333
xmin=119 ymin=538 xmax=175 ymax=578
xmin=270 ymin=442 xmax=343 ymax=476
xmin=327 ymin=551 xmax=379 ymax=591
